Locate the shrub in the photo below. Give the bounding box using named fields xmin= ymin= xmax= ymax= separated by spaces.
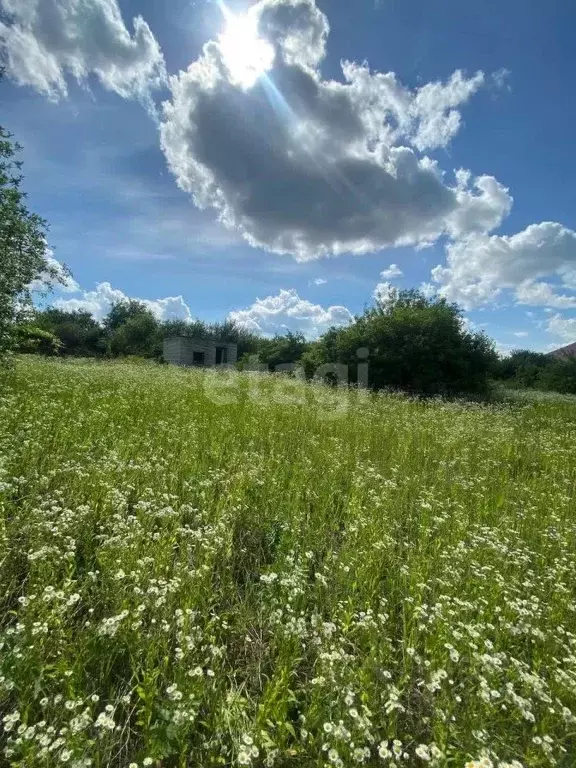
xmin=305 ymin=289 xmax=496 ymax=396
xmin=537 ymin=356 xmax=576 ymax=394
xmin=14 ymin=325 xmax=61 ymax=355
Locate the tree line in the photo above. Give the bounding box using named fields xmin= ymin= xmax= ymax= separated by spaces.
xmin=15 ymin=296 xmax=576 ymax=396
xmin=2 ymin=95 xmax=576 ymax=398
xmin=493 ymin=350 xmax=576 ymax=395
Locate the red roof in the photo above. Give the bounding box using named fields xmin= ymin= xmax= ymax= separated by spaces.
xmin=549 ymin=341 xmax=576 ymax=359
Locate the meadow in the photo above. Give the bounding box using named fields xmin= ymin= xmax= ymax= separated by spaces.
xmin=0 ymin=357 xmax=575 ymax=768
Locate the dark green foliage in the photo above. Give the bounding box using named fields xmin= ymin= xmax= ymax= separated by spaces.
xmin=537 ymin=356 xmax=576 ymax=394
xmin=14 ymin=325 xmax=61 ymax=355
xmin=493 ymin=350 xmax=551 ymax=388
xmin=162 ymin=319 xmax=210 ymax=340
xmin=256 ymin=332 xmax=311 ymax=371
xmin=109 ymin=309 xmax=162 ymax=358
xmin=491 ymin=349 xmax=576 ymax=395
xmin=103 ymin=299 xmax=152 ymax=334
xmin=35 ymin=308 xmax=105 ymax=357
xmin=303 ymin=289 xmax=496 ymax=396
xmin=0 ymin=120 xmax=57 ymax=359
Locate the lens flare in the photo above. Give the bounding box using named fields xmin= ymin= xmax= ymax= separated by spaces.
xmin=217 ymin=8 xmax=274 ymax=89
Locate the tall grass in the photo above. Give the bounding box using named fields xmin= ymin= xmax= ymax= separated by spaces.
xmin=0 ymin=357 xmax=575 ymax=768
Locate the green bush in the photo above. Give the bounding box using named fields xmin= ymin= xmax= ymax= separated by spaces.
xmin=537 ymin=356 xmax=576 ymax=394
xmin=303 ymin=289 xmax=496 ymax=396
xmin=492 ymin=349 xmax=551 ymax=388
xmin=14 ymin=324 xmax=62 ymax=355
xmin=109 ymin=311 xmax=161 ymax=358
xmin=35 ymin=308 xmax=106 ymax=357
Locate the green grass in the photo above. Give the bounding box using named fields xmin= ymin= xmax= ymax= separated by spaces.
xmin=1 ymin=357 xmax=576 ymax=768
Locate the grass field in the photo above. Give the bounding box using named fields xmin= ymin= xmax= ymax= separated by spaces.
xmin=1 ymin=358 xmax=576 ymax=768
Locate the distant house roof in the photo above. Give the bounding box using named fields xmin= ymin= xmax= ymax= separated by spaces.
xmin=548 ymin=341 xmax=576 ymax=359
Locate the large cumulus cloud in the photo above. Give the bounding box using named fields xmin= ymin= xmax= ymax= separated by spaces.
xmin=0 ymin=0 xmax=166 ymax=101
xmin=53 ymin=280 xmax=192 ymax=322
xmin=160 ymin=0 xmax=510 ymax=261
xmin=431 ymin=222 xmax=576 ymax=309
xmin=229 ymin=288 xmax=353 ymax=338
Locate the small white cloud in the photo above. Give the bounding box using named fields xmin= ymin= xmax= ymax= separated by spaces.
xmin=53 ymin=281 xmax=192 ymax=322
xmin=229 ymin=288 xmax=353 ymax=339
xmin=491 ymin=68 xmax=511 ymax=92
xmin=0 ymin=0 xmax=166 ymax=102
xmin=311 ymin=277 xmax=328 ymax=285
xmin=53 ymin=282 xmax=122 ymax=320
xmin=461 ymin=316 xmax=478 ymax=332
xmin=380 ymin=263 xmax=403 ymax=279
xmin=513 ymin=331 xmax=529 ymax=338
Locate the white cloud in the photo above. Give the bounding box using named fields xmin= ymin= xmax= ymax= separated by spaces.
xmin=513 ymin=331 xmax=529 ymax=338
xmin=431 ymin=222 xmax=576 ymax=309
xmin=546 ymin=313 xmax=576 ymax=344
xmin=257 ymin=0 xmax=328 ymax=69
xmin=373 ymin=280 xmax=395 ymax=304
xmin=419 ymin=282 xmax=437 ymax=299
xmin=340 ymin=62 xmax=485 ymax=153
xmin=229 ymin=288 xmax=353 ymax=338
xmin=28 ymin=253 xmax=80 ymax=294
xmin=0 ymin=0 xmax=166 ymax=101
xmin=380 ymin=263 xmax=403 ymax=279
xmin=54 ymin=282 xmax=125 ymax=320
xmin=494 ymin=341 xmax=517 ymax=358
xmin=311 ymin=277 xmax=328 ymax=285
xmin=144 ymin=295 xmax=193 ymax=322
xmin=160 ymin=0 xmax=508 ymax=261
xmin=407 ymin=69 xmax=486 ymax=152
xmin=53 ymin=281 xmax=192 ymax=322
xmin=515 ymin=280 xmax=576 ymax=309
xmin=445 ymin=171 xmax=512 ymax=240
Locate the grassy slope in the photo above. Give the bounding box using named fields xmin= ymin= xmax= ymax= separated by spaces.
xmin=0 ymin=358 xmax=575 ymax=768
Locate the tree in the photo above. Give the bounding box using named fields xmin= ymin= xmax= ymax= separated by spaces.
xmin=492 ymin=349 xmax=551 ymax=388
xmin=161 ymin=319 xmax=212 ymax=341
xmin=537 ymin=356 xmax=576 ymax=394
xmin=305 ymin=289 xmax=496 ymax=396
xmin=0 ymin=117 xmax=57 ymax=360
xmin=35 ymin=308 xmax=106 ymax=357
xmin=14 ymin=325 xmax=62 ymax=356
xmin=106 ymin=303 xmax=161 ymax=358
xmin=104 ymin=300 xmax=152 ymax=334
xmin=256 ymin=332 xmax=310 ymax=371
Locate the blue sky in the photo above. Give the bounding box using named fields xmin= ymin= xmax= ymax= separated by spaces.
xmin=2 ymin=0 xmax=576 ymax=350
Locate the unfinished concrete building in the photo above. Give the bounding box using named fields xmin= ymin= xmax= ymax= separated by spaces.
xmin=163 ymin=336 xmax=238 ymax=368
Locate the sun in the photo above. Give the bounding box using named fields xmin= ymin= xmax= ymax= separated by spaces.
xmin=217 ymin=10 xmax=274 ymax=89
